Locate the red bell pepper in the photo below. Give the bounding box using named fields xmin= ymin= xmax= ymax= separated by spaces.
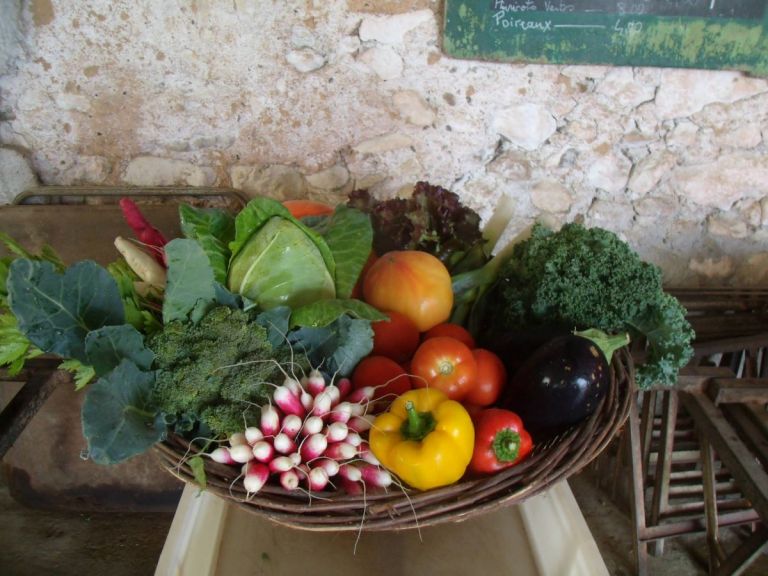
xmin=469 ymin=408 xmax=533 ymax=474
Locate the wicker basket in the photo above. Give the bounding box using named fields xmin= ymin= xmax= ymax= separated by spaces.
xmin=153 ymin=348 xmax=634 ymax=532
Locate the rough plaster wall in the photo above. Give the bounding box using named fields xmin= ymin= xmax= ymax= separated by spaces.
xmin=0 ymin=0 xmax=767 ymax=286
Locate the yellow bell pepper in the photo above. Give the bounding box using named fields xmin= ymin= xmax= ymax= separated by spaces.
xmin=369 ymin=388 xmax=474 ymax=491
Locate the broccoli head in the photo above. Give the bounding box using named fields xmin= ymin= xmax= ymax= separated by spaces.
xmin=494 ymin=223 xmax=694 ymax=388
xmin=150 ymin=306 xmax=299 ymax=437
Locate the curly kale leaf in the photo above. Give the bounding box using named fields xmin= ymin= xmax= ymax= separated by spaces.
xmin=150 ymin=306 xmax=300 ymax=437
xmin=495 ymin=223 xmax=694 ymax=388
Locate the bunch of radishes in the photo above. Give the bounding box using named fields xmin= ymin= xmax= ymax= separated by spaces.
xmin=208 ymin=368 xmax=393 ymax=496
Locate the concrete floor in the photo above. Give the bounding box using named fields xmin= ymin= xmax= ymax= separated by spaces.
xmin=0 ymin=464 xmax=766 ymax=575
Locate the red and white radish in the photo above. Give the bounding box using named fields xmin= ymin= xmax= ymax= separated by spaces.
xmin=251 ymin=440 xmax=274 ymax=463
xmin=243 ymin=462 xmax=270 ymax=494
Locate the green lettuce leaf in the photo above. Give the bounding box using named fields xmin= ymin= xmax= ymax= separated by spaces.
xmin=179 ymin=205 xmax=235 ymax=285
xmin=81 ymin=359 xmax=162 ymax=465
xmin=322 ymin=205 xmax=372 ymax=299
xmin=291 ymin=299 xmax=386 ymax=328
xmin=7 ymin=259 xmax=125 ymax=363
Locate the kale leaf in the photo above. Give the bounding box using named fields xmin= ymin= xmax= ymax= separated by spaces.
xmin=493 ymin=223 xmax=694 ymax=389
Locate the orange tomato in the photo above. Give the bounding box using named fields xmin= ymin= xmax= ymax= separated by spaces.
xmin=410 ymin=336 xmax=477 ymax=401
xmin=371 ymin=311 xmax=421 ymax=364
xmin=423 ymin=322 xmax=475 ymax=349
xmin=362 ymin=250 xmax=453 ymax=332
xmin=463 ymin=349 xmax=507 ymax=407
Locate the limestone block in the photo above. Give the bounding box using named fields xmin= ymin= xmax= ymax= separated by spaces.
xmin=736 ymin=253 xmax=768 ymax=286
xmin=587 ymin=199 xmax=634 ymax=232
xmin=122 ymin=157 xmax=214 ymax=187
xmin=230 ymin=165 xmax=307 ymax=200
xmin=306 ymin=164 xmax=350 ymax=191
xmin=486 ymin=151 xmax=533 ymax=182
xmin=707 ymin=213 xmax=749 ymax=239
xmin=358 ymin=46 xmax=403 ymax=80
xmin=493 ymin=104 xmax=557 ymax=151
xmin=628 ymin=150 xmax=677 ymax=196
xmin=586 ymin=149 xmax=631 ymax=193
xmin=286 ymin=48 xmax=326 ymax=73
xmin=531 ymin=179 xmax=572 ymax=213
xmin=358 ymin=10 xmax=434 ymax=44
xmin=353 ymin=132 xmax=412 ymax=155
xmin=393 ymin=90 xmax=435 ymax=126
xmin=655 ymin=69 xmax=767 ymax=120
xmin=59 ymin=155 xmax=111 ymax=185
xmin=671 ymin=152 xmax=768 ymax=210
xmin=596 ymin=68 xmax=656 ymax=110
xmin=689 ymin=256 xmax=736 ymax=280
xmin=0 ymin=147 xmax=37 ymax=203
xmin=55 ymin=93 xmax=90 ymax=113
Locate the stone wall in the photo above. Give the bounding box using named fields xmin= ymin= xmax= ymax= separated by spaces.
xmin=1 ymin=0 xmax=767 ymax=286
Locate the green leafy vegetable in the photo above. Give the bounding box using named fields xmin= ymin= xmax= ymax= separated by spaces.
xmin=179 ymin=205 xmax=235 ymax=285
xmin=107 ymin=260 xmax=163 ymax=336
xmin=489 ymin=223 xmax=694 ymax=388
xmin=59 ymin=359 xmax=97 ymax=391
xmin=322 ymin=205 xmax=373 ymax=299
xmin=228 ymin=215 xmax=335 ymax=310
xmin=81 ymin=359 xmax=163 ymax=465
xmin=7 ymin=259 xmax=125 ymax=363
xmin=291 ymin=298 xmax=387 ymax=328
xmin=0 ymin=313 xmax=42 ymax=375
xmin=188 ymin=456 xmax=207 ymax=491
xmin=151 ymin=306 xmax=301 ymax=437
xmin=85 ymin=324 xmax=154 ymax=376
xmin=347 ymin=182 xmax=483 ymax=271
xmin=163 ymin=239 xmax=218 ymax=324
xmin=288 ymin=314 xmax=374 ymax=377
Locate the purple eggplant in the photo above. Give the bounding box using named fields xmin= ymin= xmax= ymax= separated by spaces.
xmin=499 ymin=329 xmax=629 ymax=435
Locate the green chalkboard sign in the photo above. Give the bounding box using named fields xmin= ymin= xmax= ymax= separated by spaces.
xmin=443 ymin=1 xmax=768 ymax=76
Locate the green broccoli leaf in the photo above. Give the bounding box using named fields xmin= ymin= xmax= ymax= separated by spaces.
xmin=7 ymin=259 xmax=125 ymax=363
xmin=163 ymin=239 xmax=217 ymax=324
xmin=288 ymin=314 xmax=373 ymax=377
xmin=81 ymin=359 xmax=162 ymax=465
xmin=85 ymin=324 xmax=154 ymax=377
xmin=255 ymin=306 xmax=292 ymax=348
xmin=179 ymin=205 xmax=235 ymax=285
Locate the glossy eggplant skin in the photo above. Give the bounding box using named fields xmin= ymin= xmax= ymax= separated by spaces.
xmin=499 ymin=334 xmax=610 ymax=435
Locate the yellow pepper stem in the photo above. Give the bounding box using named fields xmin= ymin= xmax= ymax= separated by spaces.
xmin=401 ymin=401 xmax=436 ymax=441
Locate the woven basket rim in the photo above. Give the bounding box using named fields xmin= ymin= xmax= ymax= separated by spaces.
xmin=153 ymin=347 xmax=635 ymax=532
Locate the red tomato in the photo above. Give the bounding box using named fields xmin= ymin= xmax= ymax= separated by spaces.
xmin=362 ymin=251 xmax=453 ymax=332
xmin=464 ymin=349 xmax=507 ymax=407
xmin=351 ymin=356 xmax=412 ymax=401
xmin=423 ymin=323 xmax=476 ymax=349
xmin=410 ymin=337 xmax=477 ymax=401
xmin=371 ymin=311 xmax=420 ymax=364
